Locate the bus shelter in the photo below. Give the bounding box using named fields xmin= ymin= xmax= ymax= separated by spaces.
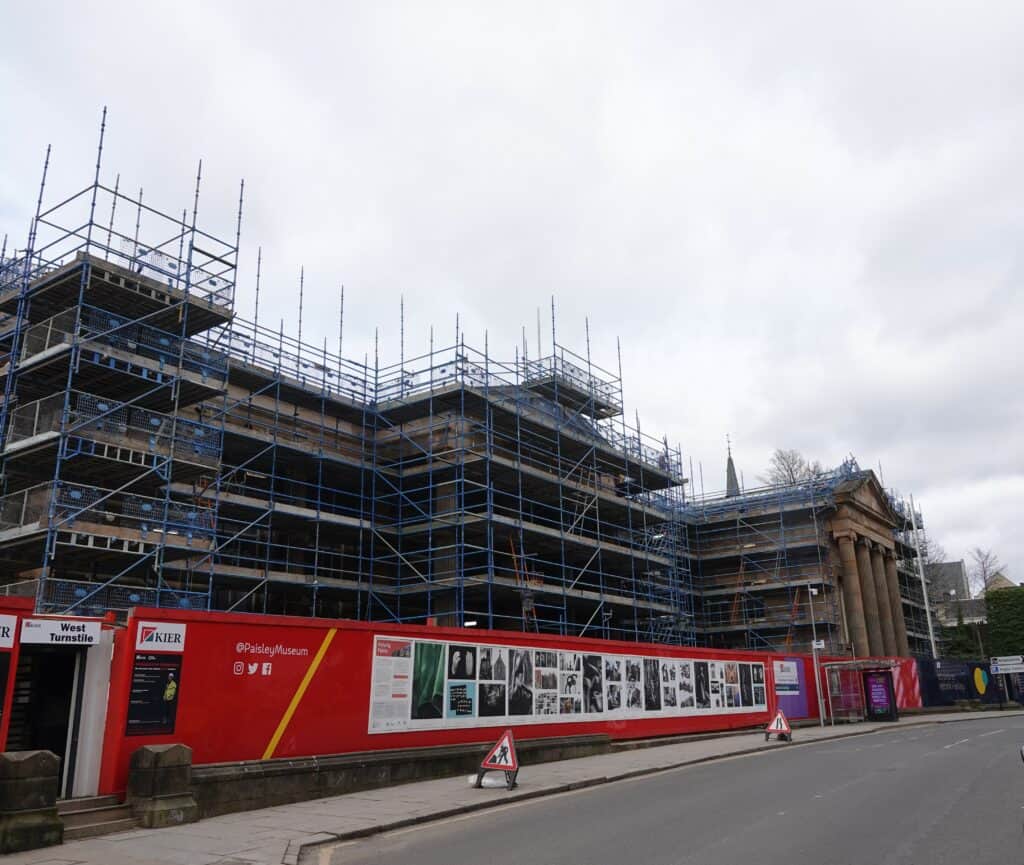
xmin=822 ymin=659 xmax=899 ymax=724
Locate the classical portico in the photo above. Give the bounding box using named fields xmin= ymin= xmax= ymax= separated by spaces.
xmin=828 ymin=475 xmax=910 ymax=658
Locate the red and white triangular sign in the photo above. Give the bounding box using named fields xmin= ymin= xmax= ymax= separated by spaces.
xmin=766 ymin=709 xmax=791 ymax=734
xmin=481 ymin=729 xmax=518 ymax=771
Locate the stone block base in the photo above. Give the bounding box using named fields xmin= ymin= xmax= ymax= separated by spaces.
xmin=133 ymin=793 xmax=199 ymax=829
xmin=0 ymin=808 xmax=63 ymax=854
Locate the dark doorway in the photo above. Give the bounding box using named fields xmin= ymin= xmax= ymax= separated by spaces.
xmin=7 ymin=647 xmax=82 ymax=796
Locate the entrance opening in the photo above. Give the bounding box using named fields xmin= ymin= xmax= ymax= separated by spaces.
xmin=7 ymin=646 xmax=84 ymax=797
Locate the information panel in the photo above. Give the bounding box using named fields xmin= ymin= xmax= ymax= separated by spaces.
xmin=773 ymin=660 xmax=800 ymax=695
xmin=369 ymin=636 xmax=768 ymax=733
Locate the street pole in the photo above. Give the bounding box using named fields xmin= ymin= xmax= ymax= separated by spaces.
xmin=809 ymin=586 xmax=825 ymax=727
xmin=909 ymin=495 xmax=937 ymax=659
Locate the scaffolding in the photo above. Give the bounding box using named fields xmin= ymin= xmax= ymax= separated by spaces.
xmin=0 ymin=136 xmax=694 ymax=646
xmin=886 ymin=492 xmax=935 ymax=657
xmin=1 ymin=131 xmax=928 ymax=657
xmin=683 ymin=462 xmax=861 ymax=655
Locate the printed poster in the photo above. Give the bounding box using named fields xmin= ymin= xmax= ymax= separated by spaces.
xmin=369 ymin=638 xmax=413 ymax=730
xmin=126 ymin=653 xmax=183 ymax=735
xmin=368 ymin=634 xmax=768 ymax=733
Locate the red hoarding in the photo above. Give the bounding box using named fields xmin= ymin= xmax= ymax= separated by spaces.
xmin=99 ymin=608 xmax=791 ymax=794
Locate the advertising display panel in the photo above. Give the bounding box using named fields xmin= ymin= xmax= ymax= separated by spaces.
xmin=864 ymin=671 xmax=897 ymax=721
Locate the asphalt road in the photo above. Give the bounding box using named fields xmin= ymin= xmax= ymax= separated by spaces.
xmin=320 ymin=715 xmax=1024 ymax=865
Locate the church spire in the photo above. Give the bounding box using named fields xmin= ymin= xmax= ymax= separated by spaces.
xmin=725 ymin=434 xmax=740 ymax=498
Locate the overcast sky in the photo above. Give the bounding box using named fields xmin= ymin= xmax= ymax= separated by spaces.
xmin=1 ymin=1 xmax=1020 ymax=583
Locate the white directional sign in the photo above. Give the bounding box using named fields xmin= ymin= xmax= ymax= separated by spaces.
xmin=990 ymin=656 xmax=1024 ymax=674
xmin=21 ymin=618 xmax=100 ymax=645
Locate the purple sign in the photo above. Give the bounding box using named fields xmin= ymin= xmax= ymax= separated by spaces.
xmin=776 ymin=657 xmax=809 ymax=719
xmin=865 ymin=672 xmax=892 ymax=716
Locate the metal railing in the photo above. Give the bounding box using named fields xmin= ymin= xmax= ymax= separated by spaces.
xmin=0 ymin=481 xmax=215 ymax=539
xmin=5 ymin=391 xmax=222 ymax=460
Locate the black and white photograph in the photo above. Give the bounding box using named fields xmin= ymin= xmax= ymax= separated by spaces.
xmin=711 ymin=680 xmax=722 ymax=709
xmin=535 ymin=650 xmax=558 ymax=669
xmin=726 ymin=685 xmax=740 ymax=708
xmin=583 ymin=654 xmax=603 ymax=712
xmin=753 ymin=685 xmax=766 ymax=706
xmin=626 ymin=682 xmax=642 ymax=709
xmin=695 ymin=660 xmax=711 ymax=710
xmin=663 ymin=684 xmax=677 ymax=708
xmin=478 ymin=683 xmax=506 ymax=717
xmin=606 ymin=682 xmax=622 ymax=711
xmin=643 ymin=658 xmax=661 ymax=711
xmin=605 ymin=657 xmax=622 ymax=682
xmin=678 ymin=663 xmax=695 ymax=709
xmin=478 ymin=647 xmax=506 ymax=682
xmin=560 ymin=671 xmax=580 ymax=697
xmin=752 ymin=664 xmax=765 ymax=685
xmin=535 ymin=691 xmax=558 ymax=715
xmin=739 ymin=663 xmax=753 ymax=707
xmin=560 ymin=652 xmax=581 ymax=672
xmin=626 ymin=659 xmax=641 ymax=682
xmin=507 ymin=648 xmax=533 ymax=715
xmin=447 ymin=644 xmax=476 ymax=680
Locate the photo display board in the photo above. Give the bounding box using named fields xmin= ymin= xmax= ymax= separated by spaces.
xmin=369 ymin=635 xmax=768 ymax=733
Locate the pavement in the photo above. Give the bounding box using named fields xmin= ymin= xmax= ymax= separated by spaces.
xmin=8 ymin=710 xmax=1023 ymax=865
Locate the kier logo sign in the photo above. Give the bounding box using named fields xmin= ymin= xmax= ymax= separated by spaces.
xmin=135 ymin=621 xmax=187 ymax=652
xmin=0 ymin=615 xmax=16 ymax=650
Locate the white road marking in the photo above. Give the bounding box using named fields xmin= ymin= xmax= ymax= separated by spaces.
xmin=943 ymin=738 xmax=970 ymax=749
xmin=977 ymin=729 xmax=1005 ymax=738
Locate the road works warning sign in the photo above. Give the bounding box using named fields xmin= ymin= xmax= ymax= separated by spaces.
xmin=765 ymin=709 xmax=791 ymax=741
xmin=481 ymin=729 xmax=519 ymax=771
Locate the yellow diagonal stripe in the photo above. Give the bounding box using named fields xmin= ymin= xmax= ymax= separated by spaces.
xmin=261 ymin=628 xmax=337 ymax=760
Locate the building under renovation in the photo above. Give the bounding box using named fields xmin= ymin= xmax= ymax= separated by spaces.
xmin=0 ymin=151 xmax=936 ymax=658
xmin=690 ymin=454 xmax=935 ymax=659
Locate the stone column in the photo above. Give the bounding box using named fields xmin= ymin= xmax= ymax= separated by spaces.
xmin=855 ymin=536 xmax=885 ymax=657
xmin=870 ymin=542 xmax=898 ymax=656
xmin=836 ymin=534 xmax=869 ymax=657
xmin=885 ymin=551 xmax=911 ymax=657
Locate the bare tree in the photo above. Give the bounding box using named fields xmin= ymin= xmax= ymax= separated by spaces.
xmin=968 ymin=547 xmax=1004 ymax=598
xmin=759 ymin=448 xmax=824 ymax=486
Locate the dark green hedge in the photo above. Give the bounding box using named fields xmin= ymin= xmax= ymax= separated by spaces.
xmin=986 ymin=587 xmax=1024 ymax=657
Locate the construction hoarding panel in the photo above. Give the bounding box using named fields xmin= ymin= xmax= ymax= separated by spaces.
xmin=98 ymin=608 xmax=782 ymax=795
